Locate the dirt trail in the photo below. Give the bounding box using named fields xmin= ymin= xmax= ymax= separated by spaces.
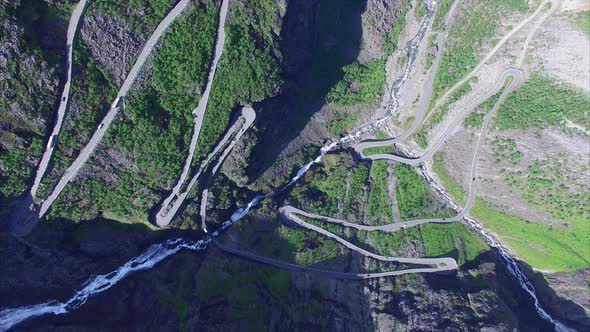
xmin=517 ymin=0 xmax=561 ymax=67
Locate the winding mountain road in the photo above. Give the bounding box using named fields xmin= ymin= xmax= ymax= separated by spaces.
xmin=198 ymin=107 xmax=255 ymax=232
xmin=157 ymin=0 xmax=229 ymax=228
xmin=0 ymin=0 xmax=572 ymax=330
xmin=215 ymin=240 xmax=457 ymax=280
xmin=357 ymin=69 xmax=522 ymax=166
xmin=281 ymin=205 xmax=453 ymax=231
xmin=9 ymin=0 xmax=192 ymax=236
xmin=155 ymin=106 xmax=256 ymax=227
xmin=39 ymin=0 xmax=193 ymax=219
xmin=279 ymin=206 xmax=457 ymax=270
xmin=461 ymin=70 xmax=521 ymax=213
xmin=30 ymin=0 xmax=89 ymax=201
xmin=215 ymin=0 xmax=463 ymax=277
xmin=371 ymin=0 xmax=461 ymax=146
xmin=356 ymin=0 xmax=547 ymax=153
xmin=423 ymin=0 xmax=550 ymax=124
xmin=257 ymin=67 xmax=520 ymax=280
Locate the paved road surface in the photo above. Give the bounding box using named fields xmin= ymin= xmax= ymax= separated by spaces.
xmin=279 ymin=206 xmax=458 ymax=270
xmin=30 ymin=0 xmax=89 ymax=201
xmin=357 ymin=69 xmax=522 ymax=166
xmin=354 ymin=68 xmax=522 ymax=236
xmin=462 ymin=69 xmax=522 ymax=213
xmin=424 ymin=0 xmax=549 ymax=123
xmin=198 ymin=107 xmax=255 ymax=232
xmin=9 ymin=0 xmax=192 ymax=236
xmin=215 ymin=240 xmax=457 ymax=280
xmin=268 ymin=67 xmax=520 ymax=277
xmin=158 ymin=0 xmax=229 ymax=225
xmin=38 ymin=0 xmax=193 ymax=219
xmin=356 ymin=0 xmax=544 ymax=151
xmin=0 ymin=2 xmax=567 ymax=330
xmin=155 ymin=106 xmax=256 ymax=227
xmin=283 ymin=68 xmax=519 ymax=238
xmin=281 ymin=205 xmax=454 ymax=231
xmin=359 ymin=0 xmax=460 ymax=147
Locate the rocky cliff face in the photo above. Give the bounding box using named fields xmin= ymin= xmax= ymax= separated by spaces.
xmin=1 ymin=0 xmax=587 ymax=331
xmin=0 ymin=0 xmax=66 ymax=204
xmin=1 ymin=217 xmax=550 ymax=331
xmin=79 ymin=9 xmax=145 ymax=86
xmin=530 ymin=267 xmax=590 ymax=331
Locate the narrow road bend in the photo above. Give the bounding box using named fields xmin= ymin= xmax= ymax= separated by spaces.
xmin=279 ymin=206 xmax=458 ymax=270
xmin=157 ymin=0 xmax=230 ymax=227
xmin=155 ymin=106 xmax=256 ymax=227
xmin=215 ymin=240 xmax=457 ymax=280
xmin=30 ymin=0 xmax=89 ymax=201
xmin=423 ymin=0 xmax=550 ymax=124
xmin=198 ymin=107 xmax=255 ymax=232
xmin=9 ymin=0 xmax=192 ymax=236
xmin=357 ymin=69 xmax=522 ymax=167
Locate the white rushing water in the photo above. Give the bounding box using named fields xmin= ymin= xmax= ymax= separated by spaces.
xmin=417 ymin=161 xmax=575 ymax=332
xmin=0 ymin=1 xmax=573 ymax=331
xmin=0 ymin=144 xmax=331 ymax=331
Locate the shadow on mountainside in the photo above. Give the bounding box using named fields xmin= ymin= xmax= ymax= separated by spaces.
xmin=424 ymin=249 xmax=569 ymax=332
xmin=523 ymin=263 xmax=590 ymax=331
xmin=246 ymin=0 xmax=368 ymax=183
xmin=0 ymin=216 xmax=195 ymax=309
xmin=0 ymin=0 xmax=69 ymax=208
xmin=6 ymin=0 xmax=68 ymax=68
xmin=10 ymin=212 xmax=377 ymax=331
xmin=2 ymin=212 xmax=572 ymax=331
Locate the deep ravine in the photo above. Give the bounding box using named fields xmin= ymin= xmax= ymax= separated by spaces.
xmin=0 ymin=1 xmax=575 ymax=331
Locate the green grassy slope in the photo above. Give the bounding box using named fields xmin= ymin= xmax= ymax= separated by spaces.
xmin=430 ymin=0 xmax=528 ymax=108
xmin=433 ymin=153 xmax=589 ymax=271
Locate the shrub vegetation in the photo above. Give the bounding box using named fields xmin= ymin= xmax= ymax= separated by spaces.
xmin=326 ymin=60 xmax=385 ymax=107
xmin=153 ymin=1 xmax=218 ymax=115
xmin=50 ymin=2 xmax=218 ymax=220
xmin=431 ymin=0 xmax=528 ymax=106
xmin=195 ymin=0 xmax=282 ymax=157
xmin=395 ymin=164 xmax=428 ymax=218
xmin=432 ymin=153 xmax=590 ymax=271
xmin=383 ymin=0 xmax=411 ymax=54
xmin=495 ymin=77 xmax=590 ymax=130
xmin=368 ymin=160 xmax=394 ymax=224
xmin=574 ymin=10 xmax=590 ymax=35
xmin=0 ymin=138 xmax=43 ymax=198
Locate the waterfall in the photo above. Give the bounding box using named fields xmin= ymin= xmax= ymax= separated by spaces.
xmin=0 ymin=1 xmax=573 ymax=331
